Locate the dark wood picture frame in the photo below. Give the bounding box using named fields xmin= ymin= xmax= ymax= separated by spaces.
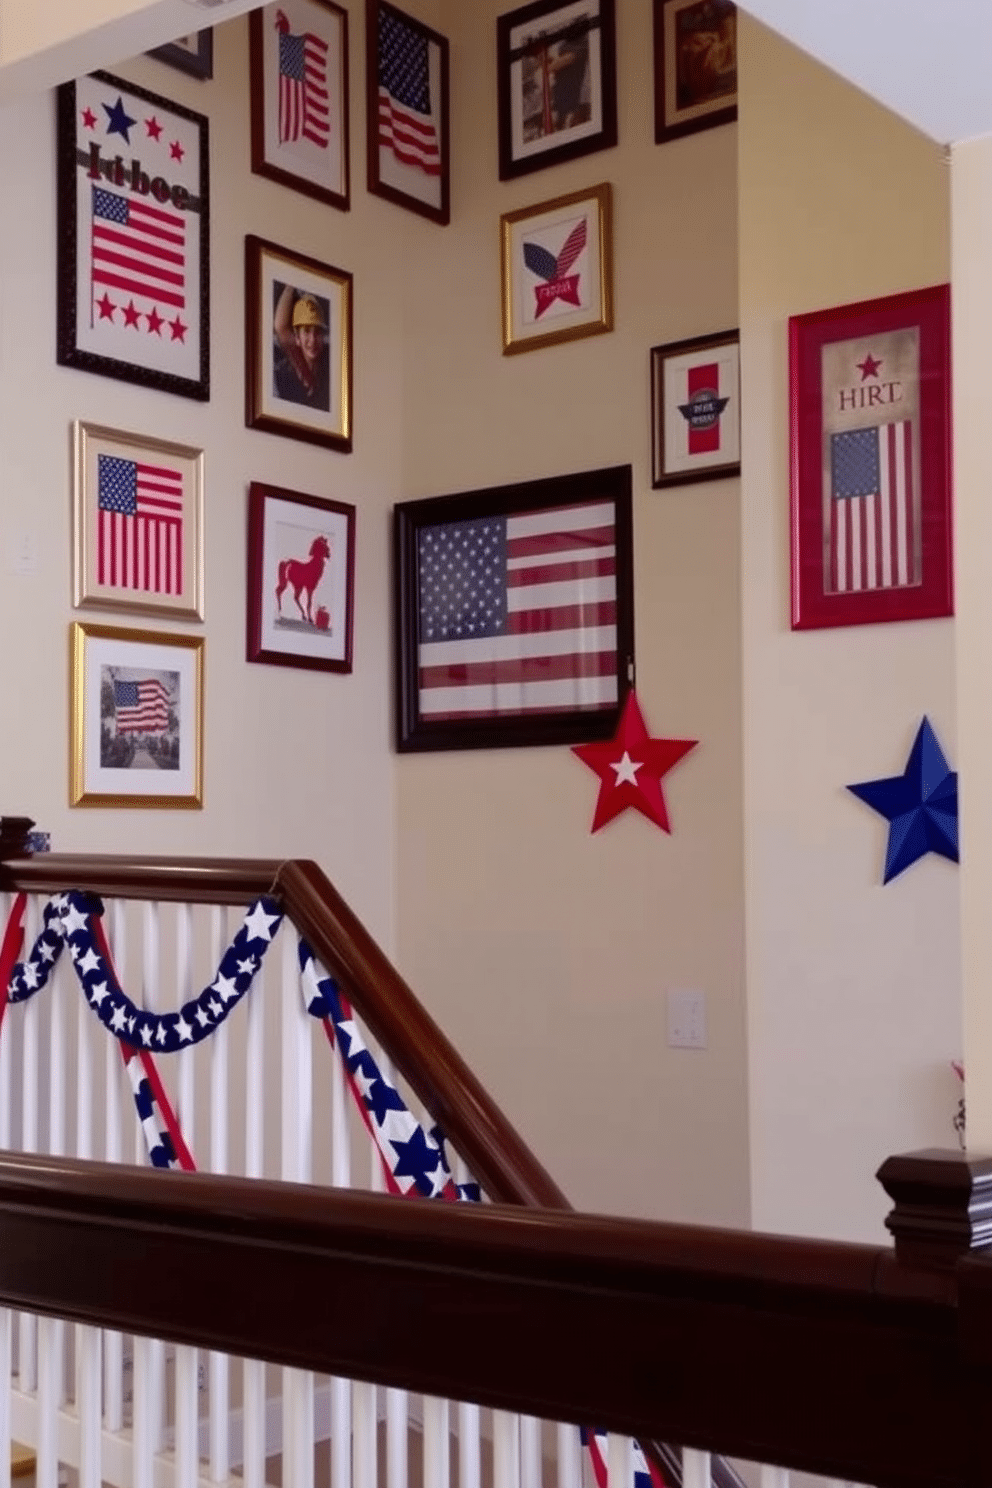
xmin=789 ymin=283 xmax=953 ymax=631
xmin=497 ymin=0 xmax=617 ymax=181
xmin=365 ymin=0 xmax=449 ymax=224
xmin=247 ymin=482 xmax=355 ymax=673
xmin=249 ymin=0 xmax=350 ymax=211
xmin=147 ymin=31 xmax=214 ymax=80
xmin=394 ymin=464 xmax=634 ymax=753
xmin=245 ymin=235 xmax=353 ymax=454
xmin=653 ymin=0 xmax=737 ymax=145
xmin=56 ymin=70 xmax=210 ymax=401
xmin=650 ymin=328 xmax=740 ymax=487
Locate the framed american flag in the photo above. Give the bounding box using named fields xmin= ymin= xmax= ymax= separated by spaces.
xmin=789 ymin=285 xmax=952 ymax=630
xmin=365 ymin=0 xmax=449 ymax=224
xmin=56 ymin=70 xmax=209 ymax=401
xmin=250 ymin=0 xmax=350 ymax=211
xmin=394 ymin=465 xmax=634 ymax=752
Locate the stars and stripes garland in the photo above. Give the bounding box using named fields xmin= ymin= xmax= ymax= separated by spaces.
xmin=121 ymin=1041 xmax=196 ymax=1170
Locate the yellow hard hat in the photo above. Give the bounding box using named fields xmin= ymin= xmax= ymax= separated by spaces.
xmin=292 ymin=295 xmax=326 ymax=330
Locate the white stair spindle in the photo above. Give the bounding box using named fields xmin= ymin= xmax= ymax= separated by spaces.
xmin=174 ymin=1344 xmax=199 ymax=1488
xmin=458 ymin=1403 xmax=482 ymax=1488
xmin=242 ymin=1357 xmax=267 ymax=1488
xmin=0 ymin=1309 xmax=9 ymax=1488
xmin=36 ymin=1316 xmax=60 ymax=1488
xmin=609 ymin=1436 xmax=634 ymax=1488
xmin=208 ymin=905 xmax=230 ymax=1484
xmin=176 ymin=903 xmax=195 ymax=1154
xmin=131 ymin=1334 xmax=155 ymax=1488
xmin=760 ymin=1468 xmax=791 ymax=1488
xmin=331 ymin=1374 xmax=352 ymax=1488
xmin=141 ymin=904 xmax=166 ymax=1455
xmin=354 ymin=1381 xmax=378 ymax=1488
xmin=424 ymin=1395 xmax=451 ymax=1488
xmin=520 ymin=1415 xmax=542 ymax=1488
xmin=282 ymin=923 xmax=315 ymax=1488
xmin=76 ymin=1321 xmax=102 ymax=1488
xmin=386 ymin=1387 xmax=408 ymax=1488
xmin=556 ymin=1424 xmax=582 ymax=1488
xmin=103 ymin=900 xmax=124 ymax=1434
xmin=494 ymin=1411 xmax=521 ymax=1488
xmin=18 ymin=898 xmax=39 ymax=1396
xmin=683 ymin=1448 xmax=712 ymax=1488
xmin=244 ymin=903 xmax=264 ymax=1180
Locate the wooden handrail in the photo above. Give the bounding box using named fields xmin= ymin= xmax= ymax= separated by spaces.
xmin=0 ymin=1152 xmax=987 ymax=1488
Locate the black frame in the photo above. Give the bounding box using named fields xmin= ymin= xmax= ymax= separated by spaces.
xmin=366 ymin=0 xmax=450 ymax=225
xmin=497 ymin=0 xmax=617 ymax=181
xmin=147 ymin=31 xmax=214 ymax=80
xmin=650 ymin=328 xmax=740 ymax=488
xmin=652 ymin=0 xmax=737 ymax=145
xmin=56 ymin=70 xmax=210 ymax=401
xmin=394 ymin=465 xmax=634 ymax=753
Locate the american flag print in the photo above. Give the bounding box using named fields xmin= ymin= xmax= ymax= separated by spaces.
xmin=416 ymin=500 xmax=618 ymax=720
xmin=523 ymin=217 xmax=587 ymax=318
xmin=828 ymin=422 xmax=917 ymax=593
xmin=276 ymin=10 xmax=330 ymax=147
xmin=91 ymin=186 xmax=186 ymax=311
xmin=98 ymin=453 xmax=184 ymax=595
xmin=377 ymin=6 xmax=440 ymax=175
xmin=114 ymin=678 xmax=171 ymax=733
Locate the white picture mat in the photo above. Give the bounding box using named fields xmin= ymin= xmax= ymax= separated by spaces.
xmin=259 ymin=497 xmax=350 ymax=662
xmin=509 ymin=196 xmax=604 ymax=342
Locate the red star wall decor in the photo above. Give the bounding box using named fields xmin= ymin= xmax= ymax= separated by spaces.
xmin=572 ymin=691 xmax=697 ymax=834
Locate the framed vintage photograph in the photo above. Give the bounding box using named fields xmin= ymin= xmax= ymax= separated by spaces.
xmin=650 ymin=329 xmax=740 ymax=487
xmin=789 ymin=284 xmax=952 ymax=631
xmin=653 ymin=0 xmax=737 ymax=144
xmin=247 ymin=482 xmax=355 ymax=672
xmin=497 ymin=0 xmax=617 ymax=180
xmin=365 ymin=0 xmax=449 ymax=224
xmin=147 ymin=30 xmax=214 ymax=80
xmin=501 ymin=181 xmax=612 ymax=355
xmin=72 ymin=421 xmax=204 ymax=621
xmin=245 ymin=235 xmax=353 ymax=452
xmin=394 ymin=464 xmax=634 ymax=752
xmin=56 ymin=70 xmax=209 ymax=401
xmin=249 ymin=0 xmax=350 ymax=211
xmin=69 ymin=622 xmax=204 ymax=808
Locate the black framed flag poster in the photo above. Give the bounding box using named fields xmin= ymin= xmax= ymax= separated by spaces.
xmin=57 ymin=70 xmax=210 ymax=401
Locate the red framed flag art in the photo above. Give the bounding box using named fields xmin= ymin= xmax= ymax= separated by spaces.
xmin=789 ymin=284 xmax=952 ymax=630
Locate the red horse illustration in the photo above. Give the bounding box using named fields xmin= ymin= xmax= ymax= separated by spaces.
xmin=275 ymin=534 xmax=331 ymax=624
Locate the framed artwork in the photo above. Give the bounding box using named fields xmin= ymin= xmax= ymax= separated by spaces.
xmin=650 ymin=329 xmax=740 ymax=487
xmin=249 ymin=0 xmax=350 ymax=211
xmin=497 ymin=0 xmax=617 ymax=181
xmin=56 ymin=70 xmax=210 ymax=401
xmin=245 ymin=235 xmax=353 ymax=453
xmin=789 ymin=284 xmax=953 ymax=631
xmin=72 ymin=421 xmax=204 ymax=621
xmin=365 ymin=0 xmax=449 ymax=224
xmin=69 ymin=622 xmax=204 ymax=808
xmin=147 ymin=31 xmax=214 ymax=80
xmin=500 ymin=181 xmax=612 ymax=355
xmin=653 ymin=0 xmax=737 ymax=144
xmin=247 ymin=482 xmax=355 ymax=672
xmin=394 ymin=464 xmax=634 ymax=753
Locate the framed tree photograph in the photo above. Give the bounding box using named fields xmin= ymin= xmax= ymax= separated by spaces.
xmin=789 ymin=283 xmax=952 ymax=631
xmin=650 ymin=329 xmax=740 ymax=487
xmin=653 ymin=0 xmax=737 ymax=144
xmin=249 ymin=0 xmax=350 ymax=211
xmin=56 ymin=70 xmax=209 ymax=400
xmin=147 ymin=31 xmax=214 ymax=80
xmin=245 ymin=235 xmax=353 ymax=452
xmin=73 ymin=421 xmax=204 ymax=621
xmin=365 ymin=0 xmax=449 ymax=224
xmin=394 ymin=464 xmax=634 ymax=753
xmin=69 ymin=622 xmax=204 ymax=808
xmin=247 ymin=482 xmax=355 ymax=672
xmin=501 ymin=181 xmax=613 ymax=355
xmin=497 ymin=0 xmax=617 ymax=180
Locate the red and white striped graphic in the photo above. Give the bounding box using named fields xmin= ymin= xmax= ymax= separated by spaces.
xmin=830 ymin=420 xmax=916 ymax=593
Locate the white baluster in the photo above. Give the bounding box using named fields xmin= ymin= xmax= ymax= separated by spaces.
xmin=176 ymin=903 xmax=195 ymax=1155
xmin=243 ymin=910 xmax=267 ymax=1488
xmin=609 ymin=1436 xmax=634 ymax=1488
xmin=141 ymin=904 xmax=165 ymax=1455
xmin=36 ymin=1315 xmax=59 ymax=1488
xmin=77 ymin=1321 xmax=102 ymax=1488
xmin=683 ymin=1448 xmax=712 ymax=1488
xmin=131 ymin=1334 xmax=155 ymax=1488
xmin=354 ymin=1381 xmax=378 ymax=1488
xmin=520 ymin=1415 xmax=541 ymax=1488
xmin=329 ymin=985 xmax=352 ymax=1488
xmin=556 ymin=1423 xmax=582 ymax=1488
xmin=494 ymin=1411 xmax=521 ymax=1488
xmin=283 ymin=925 xmax=314 ymax=1488
xmin=760 ymin=1468 xmax=791 ymax=1488
xmin=242 ymin=1358 xmax=267 ymax=1488
xmin=386 ymin=1386 xmax=407 ymax=1488
xmin=208 ymin=905 xmax=230 ymax=1483
xmin=0 ymin=893 xmax=12 ymax=1152
xmin=424 ymin=1396 xmax=450 ymax=1488
xmin=18 ymin=897 xmax=39 ymax=1395
xmin=0 ymin=1308 xmax=9 ymax=1488
xmin=103 ymin=900 xmax=124 ymax=1434
xmin=458 ymin=1403 xmax=482 ymax=1488
xmin=175 ymin=1345 xmax=200 ymax=1488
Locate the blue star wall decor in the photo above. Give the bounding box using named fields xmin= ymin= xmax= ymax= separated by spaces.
xmin=847 ymin=717 xmax=958 ymax=884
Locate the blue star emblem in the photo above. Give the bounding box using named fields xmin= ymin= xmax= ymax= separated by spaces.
xmin=103 ymin=95 xmax=137 ymax=142
xmin=847 ymin=716 xmax=958 ymax=884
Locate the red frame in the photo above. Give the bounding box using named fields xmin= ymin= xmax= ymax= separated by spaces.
xmin=789 ymin=283 xmax=952 ymax=630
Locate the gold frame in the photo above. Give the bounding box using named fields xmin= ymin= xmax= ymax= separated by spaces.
xmin=70 ymin=622 xmax=204 ymax=809
xmin=72 ymin=421 xmax=205 ymax=621
xmin=500 ymin=181 xmax=613 ymax=355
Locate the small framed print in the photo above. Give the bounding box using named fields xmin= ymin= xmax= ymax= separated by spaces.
xmin=245 ymin=235 xmax=353 ymax=452
xmin=56 ymin=70 xmax=209 ymax=400
xmin=497 ymin=0 xmax=617 ymax=181
xmin=366 ymin=0 xmax=449 ymax=224
xmin=650 ymin=329 xmax=740 ymax=488
xmin=249 ymin=0 xmax=350 ymax=211
xmin=147 ymin=31 xmax=214 ymax=80
xmin=70 ymin=622 xmax=204 ymax=809
xmin=247 ymin=482 xmax=355 ymax=672
xmin=501 ymin=182 xmax=613 ymax=355
xmin=73 ymin=421 xmax=204 ymax=621
xmin=653 ymin=0 xmax=737 ymax=145
xmin=789 ymin=284 xmax=953 ymax=631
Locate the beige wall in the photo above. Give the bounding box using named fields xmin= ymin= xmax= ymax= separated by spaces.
xmin=395 ymin=0 xmax=748 ymax=1226
xmin=738 ymin=17 xmax=960 ymax=1241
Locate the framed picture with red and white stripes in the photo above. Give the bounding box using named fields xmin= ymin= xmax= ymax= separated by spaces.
xmin=789 ymin=284 xmax=952 ymax=631
xmin=72 ymin=422 xmax=204 ymax=622
xmin=393 ymin=464 xmax=634 ymax=752
xmin=365 ymin=0 xmax=449 ymax=225
xmin=650 ymin=328 xmax=740 ymax=488
xmin=249 ymin=0 xmax=350 ymax=212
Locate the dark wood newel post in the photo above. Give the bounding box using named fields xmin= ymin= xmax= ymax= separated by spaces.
xmin=0 ymin=817 xmax=34 ymax=861
xmin=877 ymin=1147 xmax=992 ymax=1270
